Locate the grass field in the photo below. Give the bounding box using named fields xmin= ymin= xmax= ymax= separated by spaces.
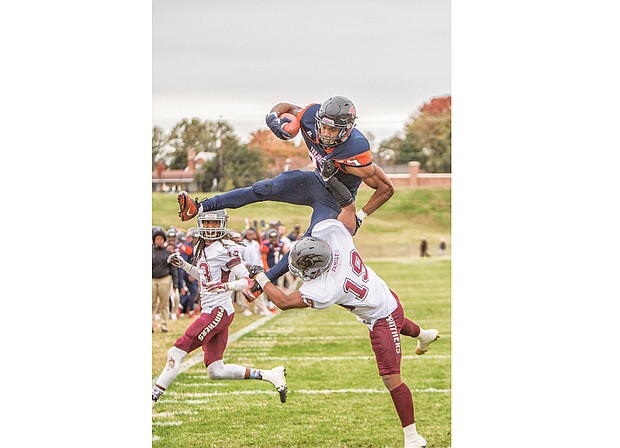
xmin=152 ymin=186 xmax=451 ymax=447
xmin=152 ymin=259 xmax=451 ymax=447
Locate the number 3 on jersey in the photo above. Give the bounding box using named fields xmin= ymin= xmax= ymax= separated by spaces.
xmin=343 ymin=250 xmax=369 ymax=301
xmin=199 ymin=261 xmax=212 ymax=288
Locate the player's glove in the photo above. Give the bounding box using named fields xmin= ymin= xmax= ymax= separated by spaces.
xmin=353 ymin=216 xmax=363 ymax=235
xmin=242 ymin=280 xmax=263 ymax=302
xmin=203 ymin=281 xmax=232 ymax=293
xmin=321 ymin=159 xmax=338 ymax=181
xmin=265 ymin=112 xmax=292 ymax=140
xmin=167 ymin=253 xmax=185 ymax=268
xmin=247 ymin=265 xmax=265 ymax=279
xmin=353 ymin=209 xmax=367 ymax=236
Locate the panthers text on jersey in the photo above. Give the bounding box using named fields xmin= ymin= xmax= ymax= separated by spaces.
xmin=297 ymin=104 xmax=373 ymax=195
xmin=298 ymin=219 xmax=397 ymax=329
xmin=195 ymin=239 xmax=244 ymax=315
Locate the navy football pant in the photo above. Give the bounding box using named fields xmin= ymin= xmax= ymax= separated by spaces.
xmin=198 ymin=170 xmax=342 ymax=282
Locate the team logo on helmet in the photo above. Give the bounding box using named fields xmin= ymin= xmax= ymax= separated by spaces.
xmin=288 ymin=236 xmax=333 ymax=281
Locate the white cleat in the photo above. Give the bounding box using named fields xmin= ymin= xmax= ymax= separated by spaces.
xmin=264 ymin=366 xmax=287 ymax=403
xmin=405 ymin=434 xmax=427 ymax=448
xmin=415 ymin=329 xmax=440 ymax=355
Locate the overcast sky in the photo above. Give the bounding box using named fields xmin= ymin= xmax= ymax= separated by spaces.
xmin=153 ymin=0 xmax=450 ymax=144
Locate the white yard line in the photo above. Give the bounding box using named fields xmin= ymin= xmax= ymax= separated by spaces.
xmin=159 ymin=387 xmax=451 ymax=402
xmin=152 ymin=421 xmax=183 ymax=426
xmin=229 ymin=354 xmax=450 ymax=362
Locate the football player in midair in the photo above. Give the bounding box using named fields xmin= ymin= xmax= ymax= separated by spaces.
xmin=245 ymin=219 xmax=439 ymax=448
xmin=152 ymin=209 xmax=287 ymax=406
xmin=177 ymin=96 xmax=394 ymax=299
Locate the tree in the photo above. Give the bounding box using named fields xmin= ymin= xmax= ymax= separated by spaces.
xmin=152 ymin=125 xmax=167 ymax=169
xmin=393 ymin=96 xmax=451 ymax=173
xmin=166 ymin=118 xmax=239 ymax=172
xmin=194 ymin=140 xmax=266 ymax=192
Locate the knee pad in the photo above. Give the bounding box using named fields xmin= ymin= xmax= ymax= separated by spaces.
xmin=167 ymin=346 xmax=187 ymax=367
xmin=207 ymin=360 xmax=225 ymax=380
xmin=252 ymin=179 xmax=275 ymax=197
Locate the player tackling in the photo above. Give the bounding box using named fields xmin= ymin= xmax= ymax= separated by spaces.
xmin=245 ymin=218 xmax=440 ymax=448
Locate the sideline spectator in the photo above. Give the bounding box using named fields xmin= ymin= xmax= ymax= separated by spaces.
xmin=438 ymin=238 xmax=447 ymax=256
xmin=419 ymin=238 xmax=430 ymax=258
xmin=165 ymin=228 xmax=181 ymax=319
xmin=152 ymin=228 xmax=178 ymax=332
xmin=287 ymin=224 xmax=302 ymax=241
xmin=260 ymin=229 xmax=285 ymax=314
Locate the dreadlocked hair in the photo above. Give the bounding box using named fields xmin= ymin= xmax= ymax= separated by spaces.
xmin=191 ymin=234 xmax=232 ymax=266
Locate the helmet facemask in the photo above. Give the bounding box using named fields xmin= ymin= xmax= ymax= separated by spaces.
xmin=315 ymin=96 xmax=357 ymax=147
xmin=315 ymin=118 xmax=353 ymax=147
xmin=197 ymin=210 xmax=228 ymax=241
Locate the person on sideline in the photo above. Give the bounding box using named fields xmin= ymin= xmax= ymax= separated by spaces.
xmin=152 ymin=227 xmax=178 ymax=333
xmin=245 ymin=219 xmax=439 ymax=448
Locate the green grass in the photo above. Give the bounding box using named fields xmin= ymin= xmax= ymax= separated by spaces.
xmin=152 ymin=186 xmax=451 ymax=446
xmin=152 ymin=259 xmax=451 ymax=448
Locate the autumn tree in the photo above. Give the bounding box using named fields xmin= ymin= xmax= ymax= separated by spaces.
xmin=248 ymin=130 xmax=308 ymax=176
xmin=387 ymin=96 xmax=451 ymax=173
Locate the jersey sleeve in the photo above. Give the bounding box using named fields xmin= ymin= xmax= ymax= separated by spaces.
xmin=333 ymin=150 xmax=373 ymax=169
xmin=297 ymin=103 xmax=320 ymax=137
xmin=299 ymin=282 xmax=333 ymax=310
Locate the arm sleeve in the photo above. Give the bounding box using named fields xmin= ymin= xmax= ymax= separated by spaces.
xmin=179 ymin=260 xmax=200 ymax=281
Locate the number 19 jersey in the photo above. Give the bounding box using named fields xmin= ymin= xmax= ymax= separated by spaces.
xmin=298 ymin=219 xmax=397 ymax=328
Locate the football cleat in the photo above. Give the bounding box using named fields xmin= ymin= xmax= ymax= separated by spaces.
xmin=264 ymin=366 xmax=287 ymax=403
xmin=177 ymin=191 xmax=199 ymax=221
xmin=415 ymin=329 xmax=440 ymax=355
xmin=405 ymin=434 xmax=427 ymax=448
xmin=242 ymin=280 xmax=263 ymax=302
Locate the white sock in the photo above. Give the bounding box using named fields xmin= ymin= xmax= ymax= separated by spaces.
xmin=416 ymin=328 xmax=428 ymax=339
xmin=207 ymin=360 xmax=245 ymax=380
xmin=403 ymin=422 xmax=418 ymax=441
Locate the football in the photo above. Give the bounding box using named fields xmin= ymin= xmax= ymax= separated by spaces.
xmin=280 ymin=113 xmax=300 ymax=139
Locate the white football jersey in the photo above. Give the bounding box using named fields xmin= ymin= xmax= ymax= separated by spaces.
xmin=195 ymin=239 xmax=243 ymax=315
xmin=298 ymin=219 xmax=397 ymax=328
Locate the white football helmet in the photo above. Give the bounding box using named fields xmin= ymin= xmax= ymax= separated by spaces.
xmin=197 ymin=209 xmax=228 ymax=240
xmin=288 ymin=236 xmax=333 ymax=281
